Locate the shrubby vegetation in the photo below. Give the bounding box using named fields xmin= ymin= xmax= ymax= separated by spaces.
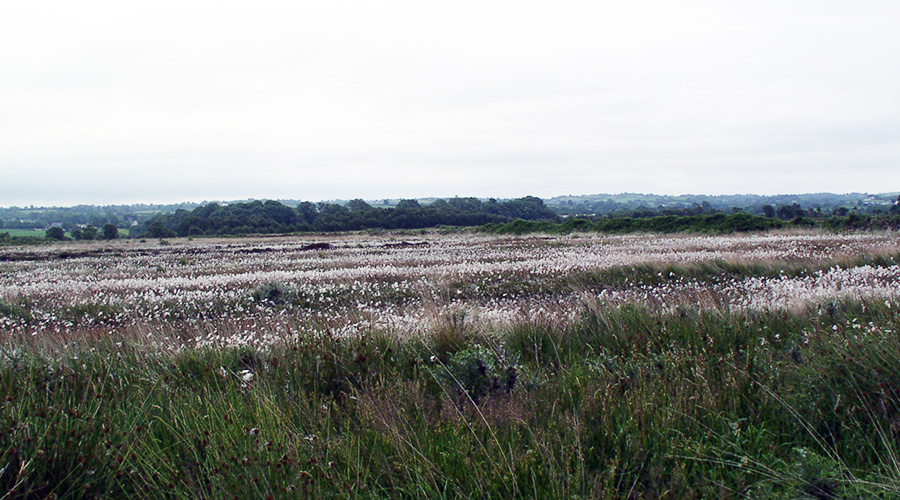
xmin=821 ymin=212 xmax=900 ymax=231
xmin=481 ymin=212 xmax=900 ymax=235
xmin=480 ymin=213 xmax=785 ymax=235
xmin=0 ymin=233 xmax=45 ymax=247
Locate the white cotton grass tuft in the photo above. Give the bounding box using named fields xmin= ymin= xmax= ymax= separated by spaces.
xmin=3 ymin=232 xmax=900 ymax=350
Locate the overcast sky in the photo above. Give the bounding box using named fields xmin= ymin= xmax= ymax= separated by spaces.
xmin=2 ymin=1 xmax=899 ymax=206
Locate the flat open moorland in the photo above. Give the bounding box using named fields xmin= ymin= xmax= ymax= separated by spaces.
xmin=2 ymin=231 xmax=900 ymax=498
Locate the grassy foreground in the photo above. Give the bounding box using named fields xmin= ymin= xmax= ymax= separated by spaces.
xmin=2 ymin=300 xmax=900 ymax=499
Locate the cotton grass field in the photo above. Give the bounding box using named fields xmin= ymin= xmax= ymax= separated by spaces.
xmin=2 ymin=231 xmax=900 ymax=498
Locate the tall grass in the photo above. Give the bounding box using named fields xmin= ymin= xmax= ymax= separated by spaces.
xmin=3 ymin=299 xmax=899 ymax=498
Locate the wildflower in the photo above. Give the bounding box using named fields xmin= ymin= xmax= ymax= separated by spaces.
xmin=249 ymin=427 xmax=260 ymax=436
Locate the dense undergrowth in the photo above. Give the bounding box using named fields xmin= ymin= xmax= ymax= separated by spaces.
xmin=480 ymin=213 xmax=900 ymax=235
xmin=480 ymin=213 xmax=784 ymax=235
xmin=2 ymin=300 xmax=899 ymax=499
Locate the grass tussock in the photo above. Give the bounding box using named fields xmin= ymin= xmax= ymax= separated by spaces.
xmin=2 ymin=300 xmax=900 ymax=499
xmin=570 ymin=250 xmax=900 ymax=291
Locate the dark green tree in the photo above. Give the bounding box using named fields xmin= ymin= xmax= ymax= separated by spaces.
xmin=146 ymin=222 xmax=175 ymax=238
xmin=45 ymin=226 xmax=66 ymax=240
xmin=296 ymin=202 xmax=318 ymax=225
xmin=448 ymin=197 xmax=483 ymax=212
xmin=395 ymin=199 xmax=421 ymax=210
xmin=82 ymin=225 xmax=99 ymax=240
xmin=346 ymin=199 xmax=373 ymax=212
xmin=263 ymin=200 xmax=297 ymax=226
xmin=102 ymin=223 xmax=118 ymax=240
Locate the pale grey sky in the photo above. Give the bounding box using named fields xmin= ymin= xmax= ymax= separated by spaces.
xmin=2 ymin=1 xmax=899 ymax=206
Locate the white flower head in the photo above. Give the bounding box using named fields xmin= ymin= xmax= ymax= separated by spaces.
xmin=238 ymin=369 xmax=254 ymax=383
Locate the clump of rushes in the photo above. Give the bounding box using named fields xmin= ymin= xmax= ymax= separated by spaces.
xmin=435 ymin=344 xmax=517 ymax=402
xmin=1 ymin=298 xmax=899 ymax=499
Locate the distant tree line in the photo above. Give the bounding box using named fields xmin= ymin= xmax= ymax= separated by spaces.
xmin=0 ymin=203 xmax=200 ymax=232
xmin=4 ymin=194 xmax=898 ymax=242
xmin=548 ymin=193 xmax=900 ymax=219
xmin=71 ymin=224 xmax=119 ymax=240
xmin=479 ymin=211 xmax=900 ymax=235
xmin=134 ymin=197 xmax=558 ymax=237
xmin=480 ymin=213 xmax=785 ymax=235
xmin=4 ymin=192 xmax=898 ymax=230
xmin=41 ymin=223 xmax=119 ymax=241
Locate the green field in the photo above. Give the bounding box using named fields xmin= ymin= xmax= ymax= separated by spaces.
xmin=0 ymin=229 xmax=46 ymax=237
xmin=1 ymin=227 xmax=130 ymax=238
